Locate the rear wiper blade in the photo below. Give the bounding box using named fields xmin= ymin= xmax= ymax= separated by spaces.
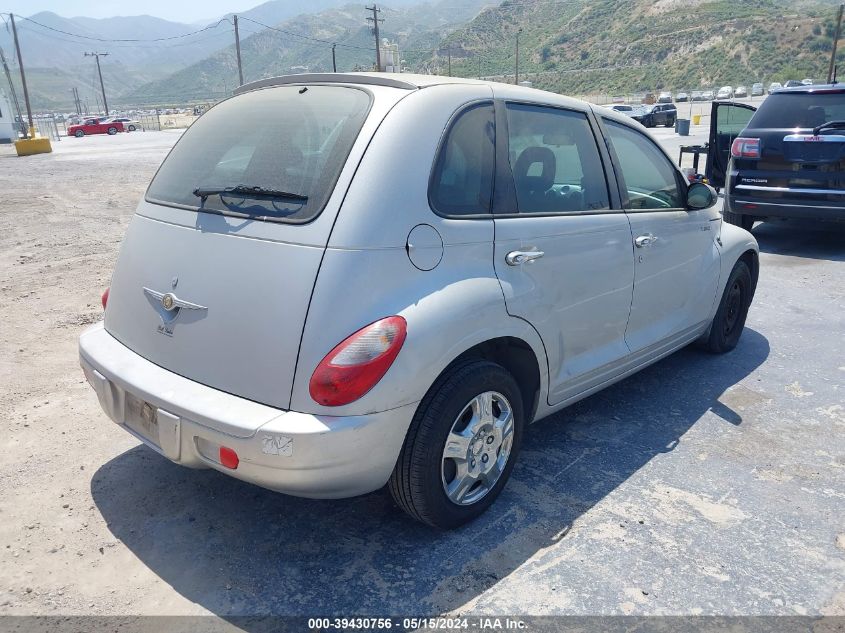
xmin=812 ymin=120 xmax=845 ymax=135
xmin=192 ymin=185 xmax=308 ymax=202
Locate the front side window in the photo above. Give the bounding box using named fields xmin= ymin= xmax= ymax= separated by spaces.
xmin=146 ymin=85 xmax=371 ymax=223
xmin=429 ymin=102 xmax=495 ymax=216
xmin=604 ymin=120 xmax=684 ymax=210
xmin=506 ymin=103 xmax=610 ymax=214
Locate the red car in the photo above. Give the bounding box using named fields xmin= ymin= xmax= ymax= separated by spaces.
xmin=68 ymin=118 xmax=124 ymax=137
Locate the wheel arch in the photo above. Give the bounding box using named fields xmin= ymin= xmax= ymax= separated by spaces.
xmin=738 ymin=248 xmax=759 ymax=294
xmin=437 ymin=335 xmax=543 ymax=424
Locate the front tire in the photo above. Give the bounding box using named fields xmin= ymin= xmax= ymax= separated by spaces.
xmin=389 ymin=360 xmax=524 ymax=528
xmin=128 ymin=125 xmax=136 ymax=131
xmin=702 ymin=261 xmax=753 ymax=354
xmin=74 ymin=130 xmax=84 ymax=137
xmin=107 ymin=127 xmax=117 ymax=135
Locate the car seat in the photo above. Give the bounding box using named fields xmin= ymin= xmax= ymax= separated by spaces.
xmin=513 ymin=147 xmax=557 ymax=212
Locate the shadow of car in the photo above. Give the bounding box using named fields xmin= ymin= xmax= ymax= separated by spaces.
xmin=91 ymin=330 xmax=769 ymax=618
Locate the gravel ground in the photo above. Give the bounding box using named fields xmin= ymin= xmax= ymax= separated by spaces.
xmin=0 ymin=128 xmax=843 ymax=621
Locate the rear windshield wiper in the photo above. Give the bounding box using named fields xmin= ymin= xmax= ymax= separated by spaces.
xmin=812 ymin=120 xmax=845 ymax=135
xmin=192 ymin=185 xmax=308 ymax=202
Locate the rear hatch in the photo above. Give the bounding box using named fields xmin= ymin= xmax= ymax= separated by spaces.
xmin=732 ymin=89 xmax=845 ymax=203
xmin=104 ymin=83 xmax=378 ymax=411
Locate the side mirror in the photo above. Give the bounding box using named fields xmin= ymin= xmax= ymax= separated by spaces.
xmin=687 ymin=182 xmax=718 ymax=210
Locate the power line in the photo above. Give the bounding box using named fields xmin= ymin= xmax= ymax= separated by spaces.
xmin=238 ymin=15 xmax=375 ymax=51
xmin=0 ymin=23 xmax=242 ymax=49
xmin=1 ymin=13 xmax=232 ymax=42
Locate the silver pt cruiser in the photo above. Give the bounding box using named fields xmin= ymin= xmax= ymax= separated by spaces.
xmin=80 ymin=73 xmax=759 ymax=528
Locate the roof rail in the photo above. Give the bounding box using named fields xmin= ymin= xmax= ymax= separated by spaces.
xmin=234 ymin=73 xmax=418 ymax=95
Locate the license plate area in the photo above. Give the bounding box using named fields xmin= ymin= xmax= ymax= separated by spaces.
xmin=124 ymin=391 xmax=161 ymax=448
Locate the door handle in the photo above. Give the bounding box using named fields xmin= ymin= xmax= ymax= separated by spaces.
xmin=506 ymin=250 xmax=545 ymax=266
xmin=634 ymin=234 xmax=657 ymax=248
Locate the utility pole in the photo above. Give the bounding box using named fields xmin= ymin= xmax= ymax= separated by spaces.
xmin=69 ymin=87 xmax=82 ymax=115
xmin=332 ymin=43 xmax=337 ymax=72
xmin=0 ymin=45 xmax=26 ymax=138
xmin=10 ymin=14 xmax=35 ymax=138
xmin=366 ymin=5 xmax=383 ymax=71
xmin=447 ymin=48 xmax=452 ymax=76
xmin=828 ymin=4 xmax=844 ymax=83
xmin=84 ymin=52 xmax=109 ymax=115
xmin=233 ymin=15 xmax=244 ymax=86
xmin=515 ymin=28 xmax=522 ymax=85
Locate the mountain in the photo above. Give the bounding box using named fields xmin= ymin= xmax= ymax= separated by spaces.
xmin=431 ymin=0 xmax=844 ymax=95
xmin=0 ymin=0 xmax=461 ymax=110
xmin=125 ymin=0 xmax=492 ymax=105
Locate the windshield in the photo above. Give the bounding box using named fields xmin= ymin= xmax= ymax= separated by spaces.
xmin=749 ymin=91 xmax=845 ymax=129
xmin=146 ymin=85 xmax=371 ymax=223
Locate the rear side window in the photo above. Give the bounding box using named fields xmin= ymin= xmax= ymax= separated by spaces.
xmin=430 ymin=102 xmax=495 ymax=216
xmin=749 ymin=92 xmax=845 ymax=128
xmin=604 ymin=120 xmax=684 ymax=210
xmin=506 ymin=103 xmax=610 ymax=213
xmin=146 ymin=86 xmax=371 ymax=223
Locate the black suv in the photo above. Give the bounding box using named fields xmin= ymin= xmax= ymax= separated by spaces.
xmin=706 ymin=84 xmax=845 ymax=229
xmin=636 ymin=103 xmax=677 ymax=128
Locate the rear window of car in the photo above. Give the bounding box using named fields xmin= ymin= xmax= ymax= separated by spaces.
xmin=749 ymin=92 xmax=845 ymax=129
xmin=146 ymin=85 xmax=371 ymax=224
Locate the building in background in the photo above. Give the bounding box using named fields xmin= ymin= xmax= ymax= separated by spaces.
xmin=379 ymin=39 xmax=400 ymax=73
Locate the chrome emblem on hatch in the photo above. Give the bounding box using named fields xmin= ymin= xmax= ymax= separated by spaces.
xmin=143 ymin=287 xmax=208 ymax=336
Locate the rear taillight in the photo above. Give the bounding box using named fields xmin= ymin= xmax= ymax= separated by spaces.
xmin=101 ymin=287 xmax=109 ymax=309
xmin=309 ymin=316 xmax=407 ymax=406
xmin=731 ymin=137 xmax=761 ymax=159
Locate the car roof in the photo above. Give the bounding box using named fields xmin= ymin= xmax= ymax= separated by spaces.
xmin=773 ymin=83 xmax=845 ymax=94
xmin=236 ymin=72 xmax=504 ymax=94
xmin=235 ymin=71 xmax=596 ymax=113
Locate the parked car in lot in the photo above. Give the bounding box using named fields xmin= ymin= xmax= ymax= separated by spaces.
xmin=606 ymin=104 xmax=636 ymax=113
xmin=702 ymin=89 xmax=715 ymax=100
xmin=657 ymin=91 xmax=673 ymax=103
xmin=751 ymin=82 xmax=764 ymax=97
xmin=706 ymin=82 xmax=845 ymax=230
xmin=716 ymin=86 xmax=734 ymax=100
xmin=109 ymin=117 xmax=142 ymax=131
xmin=802 ymin=78 xmax=814 ymax=86
xmin=691 ymin=90 xmax=704 ymax=101
xmin=784 ymin=79 xmax=803 ymax=88
xmin=768 ymin=82 xmax=783 ymax=94
xmin=676 ymin=92 xmax=689 ymax=102
xmin=67 ymin=118 xmax=124 ymax=137
xmin=734 ymin=85 xmax=748 ymax=98
xmin=80 ymin=73 xmax=759 ymax=528
xmin=634 ymin=103 xmax=677 ymax=127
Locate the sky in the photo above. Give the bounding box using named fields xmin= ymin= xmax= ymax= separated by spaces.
xmin=3 ymin=0 xmax=256 ymax=23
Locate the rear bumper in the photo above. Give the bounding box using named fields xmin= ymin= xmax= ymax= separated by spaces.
xmin=727 ymin=194 xmax=845 ymax=222
xmin=79 ymin=323 xmax=416 ymax=499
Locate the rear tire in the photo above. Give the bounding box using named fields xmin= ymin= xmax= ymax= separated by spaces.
xmin=701 ymin=261 xmax=752 ymax=354
xmin=723 ymin=208 xmax=755 ymax=231
xmin=389 ymin=360 xmax=524 ymax=529
xmin=74 ymin=130 xmax=84 ymax=138
xmin=128 ymin=125 xmax=136 ymax=131
xmin=107 ymin=127 xmax=117 ymax=135
xmin=665 ymin=118 xmax=675 ymax=127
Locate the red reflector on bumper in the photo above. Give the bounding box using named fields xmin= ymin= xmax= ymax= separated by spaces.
xmin=219 ymin=446 xmax=239 ymax=469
